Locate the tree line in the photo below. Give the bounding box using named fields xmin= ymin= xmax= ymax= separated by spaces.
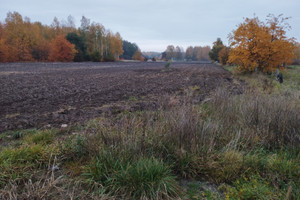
xmin=0 ymin=12 xmax=123 ymax=62
xmin=162 ymin=45 xmax=211 ymax=61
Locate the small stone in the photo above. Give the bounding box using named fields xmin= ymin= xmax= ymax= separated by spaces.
xmin=61 ymin=124 xmax=68 ymax=128
xmin=50 ymin=165 xmax=60 ymax=171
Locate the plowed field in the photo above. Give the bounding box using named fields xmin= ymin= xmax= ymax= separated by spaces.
xmin=0 ymin=62 xmax=241 ymax=132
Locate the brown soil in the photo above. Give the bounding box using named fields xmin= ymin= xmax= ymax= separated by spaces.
xmin=0 ymin=62 xmax=241 ymax=133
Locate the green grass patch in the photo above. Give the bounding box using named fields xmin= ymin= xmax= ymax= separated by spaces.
xmin=0 ymin=144 xmax=59 ymax=187
xmin=83 ymin=149 xmax=180 ymax=199
xmin=24 ymin=129 xmax=56 ymax=145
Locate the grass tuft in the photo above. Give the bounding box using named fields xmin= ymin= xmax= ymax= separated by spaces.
xmin=84 ymin=150 xmax=180 ymax=199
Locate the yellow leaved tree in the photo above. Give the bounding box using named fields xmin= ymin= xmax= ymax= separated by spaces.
xmin=228 ymin=14 xmax=295 ymax=72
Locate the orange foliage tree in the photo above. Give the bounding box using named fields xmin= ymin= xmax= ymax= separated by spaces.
xmin=109 ymin=32 xmax=123 ymax=61
xmin=228 ymin=15 xmax=295 ymax=72
xmin=293 ymin=43 xmax=300 ymax=64
xmin=49 ymin=35 xmax=77 ymax=62
xmin=4 ymin=12 xmax=35 ymax=61
xmin=218 ymin=47 xmax=229 ymax=65
xmin=132 ymin=49 xmax=143 ymax=61
xmin=0 ymin=22 xmax=9 ymax=62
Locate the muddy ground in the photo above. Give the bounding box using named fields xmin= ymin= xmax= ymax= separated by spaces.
xmin=0 ymin=62 xmax=241 ymax=133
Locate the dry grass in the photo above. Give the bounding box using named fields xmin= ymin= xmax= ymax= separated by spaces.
xmin=211 ymin=87 xmax=300 ymax=149
xmin=0 ymin=172 xmax=114 ymax=200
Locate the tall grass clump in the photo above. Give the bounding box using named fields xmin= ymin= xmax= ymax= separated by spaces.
xmin=83 ymin=149 xmax=180 ymax=199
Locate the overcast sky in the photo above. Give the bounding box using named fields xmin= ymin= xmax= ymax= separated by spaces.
xmin=1 ymin=0 xmax=299 ymax=52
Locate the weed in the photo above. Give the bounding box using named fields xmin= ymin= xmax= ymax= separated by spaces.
xmin=165 ymin=61 xmax=171 ymax=69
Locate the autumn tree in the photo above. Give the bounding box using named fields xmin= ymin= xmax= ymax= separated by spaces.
xmin=32 ymin=40 xmax=50 ymax=61
xmin=0 ymin=22 xmax=9 ymax=62
xmin=86 ymin=22 xmax=105 ymax=60
xmin=200 ymin=46 xmax=211 ymax=61
xmin=108 ymin=32 xmax=123 ymax=61
xmin=175 ymin=46 xmax=184 ymax=60
xmin=293 ymin=43 xmax=300 ymax=64
xmin=185 ymin=46 xmax=193 ymax=61
xmin=209 ymin=38 xmax=224 ymax=62
xmin=61 ymin=15 xmax=77 ymax=35
xmin=49 ymin=35 xmax=77 ymax=62
xmin=4 ymin=12 xmax=34 ymax=61
xmin=132 ymin=49 xmax=143 ymax=61
xmin=193 ymin=47 xmax=202 ymax=60
xmin=218 ymin=47 xmax=229 ymax=65
xmin=30 ymin=21 xmax=52 ymax=61
xmin=228 ymin=15 xmax=295 ymax=72
xmin=51 ymin=17 xmax=62 ymax=37
xmin=102 ymin=31 xmax=114 ymax=61
xmin=165 ymin=45 xmax=175 ymax=61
